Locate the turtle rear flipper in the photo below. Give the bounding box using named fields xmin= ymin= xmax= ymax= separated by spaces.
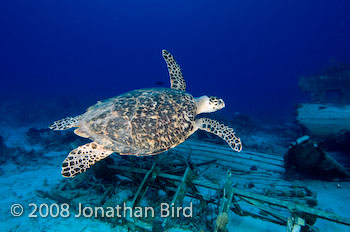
xmin=61 ymin=142 xmax=113 ymax=178
xmin=49 ymin=115 xmax=82 ymax=130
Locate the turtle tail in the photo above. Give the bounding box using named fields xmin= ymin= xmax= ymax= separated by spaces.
xmin=49 ymin=115 xmax=82 ymax=130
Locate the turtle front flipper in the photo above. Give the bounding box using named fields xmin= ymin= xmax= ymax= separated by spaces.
xmin=49 ymin=115 xmax=82 ymax=130
xmin=61 ymin=142 xmax=113 ymax=178
xmin=195 ymin=118 xmax=242 ymax=152
xmin=162 ymin=50 xmax=186 ymax=91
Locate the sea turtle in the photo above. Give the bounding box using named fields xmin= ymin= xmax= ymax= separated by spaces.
xmin=49 ymin=50 xmax=242 ymax=178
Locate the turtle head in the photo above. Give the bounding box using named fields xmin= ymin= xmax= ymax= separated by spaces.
xmin=195 ymin=95 xmax=225 ymax=114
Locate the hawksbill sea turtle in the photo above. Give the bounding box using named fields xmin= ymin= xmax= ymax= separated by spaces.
xmin=49 ymin=50 xmax=242 ymax=178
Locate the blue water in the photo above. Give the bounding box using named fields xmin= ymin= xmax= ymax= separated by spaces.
xmin=1 ymin=1 xmax=350 ymax=232
xmin=1 ymin=0 xmax=349 ymax=122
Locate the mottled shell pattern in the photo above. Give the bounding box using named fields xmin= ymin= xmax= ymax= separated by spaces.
xmin=75 ymin=88 xmax=197 ymax=155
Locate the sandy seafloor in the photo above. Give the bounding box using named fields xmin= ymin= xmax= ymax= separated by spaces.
xmin=0 ymin=122 xmax=349 ymax=232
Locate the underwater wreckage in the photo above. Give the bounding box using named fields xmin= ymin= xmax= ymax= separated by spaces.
xmin=294 ymin=64 xmax=350 ymax=180
xmin=36 ymin=139 xmax=350 ymax=231
xmin=297 ymin=64 xmax=350 ymax=137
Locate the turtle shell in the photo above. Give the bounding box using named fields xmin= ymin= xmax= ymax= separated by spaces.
xmin=75 ymin=88 xmax=197 ymax=155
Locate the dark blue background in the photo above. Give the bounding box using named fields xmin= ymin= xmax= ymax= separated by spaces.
xmin=1 ymin=0 xmax=349 ymax=122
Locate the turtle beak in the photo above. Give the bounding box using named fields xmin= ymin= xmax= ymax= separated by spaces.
xmin=219 ymin=99 xmax=225 ymax=109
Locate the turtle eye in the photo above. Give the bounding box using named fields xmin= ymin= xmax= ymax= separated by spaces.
xmin=208 ymin=96 xmax=225 ymax=110
xmin=209 ymin=96 xmax=217 ymax=103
